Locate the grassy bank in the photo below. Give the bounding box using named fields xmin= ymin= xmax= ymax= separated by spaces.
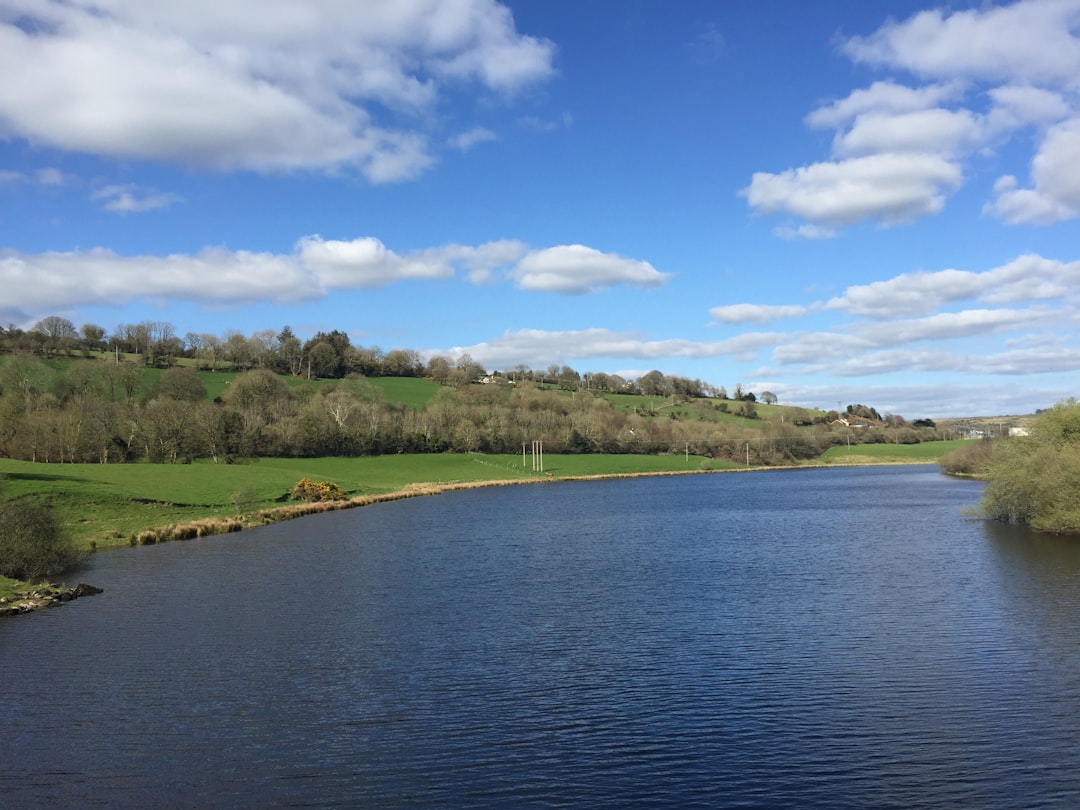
xmin=0 ymin=453 xmax=730 ymax=551
xmin=1 ymin=443 xmax=965 ymax=603
xmin=820 ymin=439 xmax=973 ymax=465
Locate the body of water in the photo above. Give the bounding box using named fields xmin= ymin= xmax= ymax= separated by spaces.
xmin=3 ymin=465 xmax=1079 ymax=807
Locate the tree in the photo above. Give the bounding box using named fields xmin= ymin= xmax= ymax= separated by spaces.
xmin=197 ymin=333 xmax=223 ymax=371
xmin=384 ymin=349 xmax=422 ymax=377
xmin=307 ymin=342 xmax=340 ymax=379
xmin=450 ymin=353 xmax=485 ymax=387
xmin=979 ymin=399 xmax=1080 ymax=534
xmin=426 ymin=355 xmax=452 ymax=384
xmin=276 ymin=326 xmax=304 ymax=376
xmin=639 ymin=370 xmax=668 ymax=397
xmin=223 ymin=331 xmax=255 ymax=371
xmin=80 ymin=323 xmax=107 ymax=353
xmin=302 ymin=330 xmax=352 ymax=377
xmin=33 ymin=315 xmax=77 ymax=340
xmin=32 ymin=316 xmax=78 ymax=356
xmin=760 ymin=391 xmax=778 ymax=405
xmin=154 ymin=366 xmax=208 ymax=402
xmin=0 ymin=499 xmax=84 ymax=580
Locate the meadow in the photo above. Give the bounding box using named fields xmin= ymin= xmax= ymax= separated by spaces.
xmin=819 ymin=439 xmax=973 ymax=463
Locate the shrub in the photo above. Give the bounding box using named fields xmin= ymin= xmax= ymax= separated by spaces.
xmin=939 ymin=439 xmax=994 ymax=476
xmin=290 ymin=478 xmax=347 ymax=503
xmin=979 ymin=400 xmax=1080 ymax=534
xmin=0 ymin=500 xmax=85 ymax=581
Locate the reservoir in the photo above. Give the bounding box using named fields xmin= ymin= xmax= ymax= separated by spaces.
xmin=2 ymin=465 xmax=1079 ymax=807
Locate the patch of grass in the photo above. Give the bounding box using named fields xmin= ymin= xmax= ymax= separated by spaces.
xmin=0 ymin=573 xmax=24 ymax=601
xmin=0 ymin=452 xmax=728 ymax=554
xmin=820 ymin=439 xmax=973 ymax=463
xmin=369 ymin=377 xmax=441 ymax=409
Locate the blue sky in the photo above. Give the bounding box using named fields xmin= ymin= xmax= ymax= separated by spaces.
xmin=2 ymin=0 xmax=1079 ymax=418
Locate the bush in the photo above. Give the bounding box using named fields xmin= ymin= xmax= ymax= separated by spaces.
xmin=290 ymin=478 xmax=347 ymax=503
xmin=0 ymin=500 xmax=85 ymax=581
xmin=979 ymin=400 xmax=1080 ymax=534
xmin=939 ymin=439 xmax=994 ymax=476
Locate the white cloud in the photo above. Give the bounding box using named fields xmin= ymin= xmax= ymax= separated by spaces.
xmin=832 ymin=108 xmax=983 ymax=159
xmin=92 ymin=184 xmax=182 ymax=213
xmin=842 ymin=0 xmax=1080 ymax=85
xmin=296 ymin=235 xmax=529 ymax=289
xmin=826 ymin=254 xmax=1079 ymax=318
xmin=775 ymin=381 xmax=1072 ymax=419
xmin=0 ymin=0 xmax=554 ymax=181
xmin=0 ymin=235 xmax=663 ymax=315
xmin=449 ymin=127 xmax=497 ymax=152
xmin=985 ymin=118 xmax=1080 ymax=223
xmin=709 ymin=303 xmax=808 ymax=325
xmin=742 ymin=153 xmax=962 ymax=227
xmin=748 ymin=2 xmax=1080 ymax=231
xmin=805 ymin=81 xmax=962 ymax=129
xmin=35 ymin=167 xmax=71 ymax=186
xmin=986 ymin=84 xmax=1070 ymax=130
xmin=428 ymin=327 xmax=784 ymax=371
xmin=511 ymin=245 xmax=670 ymax=294
xmin=0 ymin=246 xmax=313 ymax=311
xmin=0 ymin=166 xmax=74 ymax=186
xmin=517 ymin=112 xmax=574 ymax=132
xmin=857 ymin=308 xmax=1050 ymax=344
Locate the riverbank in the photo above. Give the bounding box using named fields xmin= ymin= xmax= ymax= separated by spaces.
xmin=1 ymin=451 xmax=957 ymax=615
xmin=0 ymin=582 xmax=103 ymax=616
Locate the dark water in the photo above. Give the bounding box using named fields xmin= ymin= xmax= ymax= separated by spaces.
xmin=3 ymin=465 xmax=1080 ymax=808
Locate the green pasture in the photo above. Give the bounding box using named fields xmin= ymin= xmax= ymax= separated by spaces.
xmin=820 ymin=439 xmax=972 ymax=463
xmin=0 ymin=452 xmax=726 ymax=552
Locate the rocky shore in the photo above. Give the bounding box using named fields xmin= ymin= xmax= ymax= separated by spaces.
xmin=0 ymin=583 xmax=104 ymax=617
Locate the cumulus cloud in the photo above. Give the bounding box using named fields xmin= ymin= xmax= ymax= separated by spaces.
xmin=0 ymin=246 xmax=312 ymax=311
xmin=745 ymin=1 xmax=1080 ymax=230
xmin=742 ymin=153 xmax=961 ymax=227
xmin=511 ymin=245 xmax=670 ymax=294
xmin=296 ymin=235 xmax=528 ymax=289
xmin=0 ymin=0 xmax=554 ymax=181
xmin=0 ymin=235 xmax=667 ymax=315
xmin=709 ymin=303 xmax=808 ymax=325
xmin=92 ymin=184 xmax=183 ymax=213
xmin=842 ymin=0 xmax=1080 ymax=85
xmin=985 ymin=118 xmax=1080 ymax=223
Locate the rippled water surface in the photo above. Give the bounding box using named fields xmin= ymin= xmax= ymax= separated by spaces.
xmin=3 ymin=465 xmax=1080 ymax=807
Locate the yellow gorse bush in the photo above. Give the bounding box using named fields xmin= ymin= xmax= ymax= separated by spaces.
xmin=290 ymin=478 xmax=348 ymax=503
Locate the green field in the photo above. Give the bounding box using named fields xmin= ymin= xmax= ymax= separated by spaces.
xmin=0 ymin=442 xmax=971 ymax=601
xmin=820 ymin=439 xmax=972 ymax=463
xmin=0 ymin=452 xmax=730 ymax=552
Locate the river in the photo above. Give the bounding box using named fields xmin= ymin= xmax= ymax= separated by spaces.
xmin=2 ymin=465 xmax=1079 ymax=807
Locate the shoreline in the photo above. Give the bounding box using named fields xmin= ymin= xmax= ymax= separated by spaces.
xmin=2 ymin=460 xmax=939 ymax=618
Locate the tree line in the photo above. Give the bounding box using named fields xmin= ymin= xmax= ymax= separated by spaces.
xmin=0 ymin=317 xmax=939 ymax=466
xmin=1 ymin=317 xmax=735 ymax=397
